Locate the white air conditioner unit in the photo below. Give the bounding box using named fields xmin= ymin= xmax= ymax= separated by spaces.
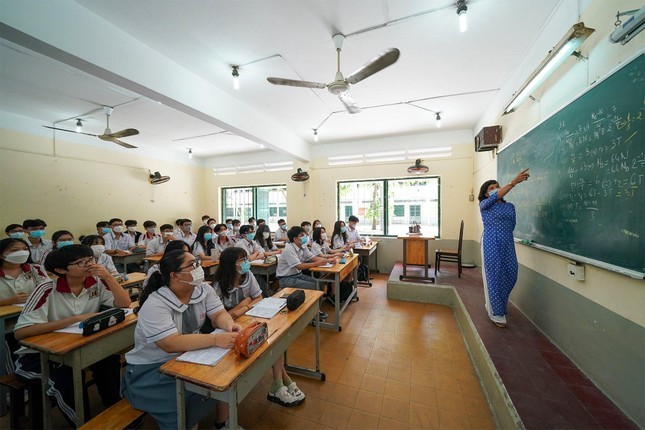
xmin=609 ymin=7 xmax=645 ymax=45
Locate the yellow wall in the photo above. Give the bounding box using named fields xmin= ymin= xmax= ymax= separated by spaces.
xmin=473 ymin=0 xmax=645 ymax=327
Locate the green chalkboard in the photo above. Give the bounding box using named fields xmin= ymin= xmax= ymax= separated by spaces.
xmin=498 ymin=54 xmax=644 ymax=276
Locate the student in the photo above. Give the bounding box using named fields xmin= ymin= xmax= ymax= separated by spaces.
xmin=142 ymin=240 xmax=190 ymax=289
xmin=96 ymin=221 xmax=110 ymax=237
xmin=138 ymin=220 xmax=160 ymax=247
xmin=14 ymin=245 xmax=130 ymax=426
xmin=202 ymin=215 xmax=211 ymax=226
xmin=103 ymin=218 xmax=135 ymax=256
xmin=248 ymin=217 xmax=256 ymax=228
xmin=212 ymin=224 xmax=233 ymax=260
xmin=4 ymin=224 xmax=25 ymax=239
xmin=39 ymin=229 xmax=75 ymax=265
xmin=346 ymin=215 xmax=362 ymax=245
xmin=146 ymin=224 xmax=175 ymax=256
xmin=81 ymin=235 xmax=119 ymax=275
xmin=331 ymin=220 xmax=349 ymax=249
xmin=255 ymin=224 xmax=281 ymax=256
xmin=230 ymin=220 xmax=242 ymax=242
xmin=192 ymin=225 xmax=215 ymax=263
xmin=213 ymin=248 xmax=304 ymax=409
xmin=173 ymin=218 xmax=184 ymax=237
xmin=312 ymin=220 xmax=322 ymax=230
xmin=274 ymin=219 xmax=288 ymax=242
xmin=122 ymin=250 xmax=241 ymax=429
xmin=22 ymin=219 xmax=52 ymax=263
xmin=234 ymin=225 xmax=264 ymax=261
xmin=176 ymin=219 xmax=197 ymax=246
xmin=257 ymin=219 xmax=266 ymax=228
xmin=311 ymin=227 xmax=347 ymax=257
xmin=208 ymin=218 xmax=218 ymax=230
xmin=225 ymin=218 xmax=233 ymax=232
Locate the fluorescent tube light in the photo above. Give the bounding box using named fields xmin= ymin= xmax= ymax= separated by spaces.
xmin=328 ymin=154 xmax=363 ymax=161
xmin=365 ymin=150 xmax=405 ymax=158
xmin=407 ymin=146 xmax=451 ymax=154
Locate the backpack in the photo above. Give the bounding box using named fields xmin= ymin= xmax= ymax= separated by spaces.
xmin=339 ymin=281 xmax=358 ymax=303
xmin=357 ymin=264 xmax=369 ymax=283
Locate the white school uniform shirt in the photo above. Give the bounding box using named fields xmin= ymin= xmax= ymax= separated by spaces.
xmin=346 ymin=226 xmax=361 ymax=243
xmin=213 ymin=238 xmax=233 ymax=255
xmin=146 ymin=237 xmax=170 ymax=256
xmin=214 ymin=274 xmax=262 ymax=311
xmin=234 ymin=239 xmax=264 ymax=258
xmin=332 ymin=234 xmax=347 ymax=250
xmin=96 ymin=253 xmax=119 ymax=275
xmin=311 ymin=241 xmax=331 ymax=257
xmin=175 ymin=232 xmax=197 ymax=247
xmin=27 ymin=239 xmax=52 ymax=264
xmin=15 ymin=275 xmax=116 ymax=355
xmin=277 ymin=243 xmax=315 ymax=277
xmin=125 ymin=284 xmax=224 ymax=365
xmin=191 ymin=242 xmax=212 ymax=262
xmin=104 ymin=231 xmax=135 ymax=252
xmin=0 ymin=264 xmax=49 ymax=300
xmin=256 ymin=239 xmax=278 ymax=252
xmin=273 ymin=228 xmax=288 ymax=242
xmin=137 ymin=232 xmax=161 ymax=247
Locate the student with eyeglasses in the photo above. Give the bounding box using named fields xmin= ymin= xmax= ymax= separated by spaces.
xmin=122 ymin=250 xmax=241 ymax=429
xmin=81 ymin=235 xmax=119 ymax=275
xmin=13 ymin=245 xmax=131 ymax=427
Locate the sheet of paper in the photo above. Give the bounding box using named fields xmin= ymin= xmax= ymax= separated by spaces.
xmin=251 ymin=259 xmax=265 ymax=265
xmin=55 ymin=322 xmax=83 ymax=334
xmin=245 ymin=297 xmax=287 ymax=319
xmin=319 ymin=262 xmax=334 ymax=268
xmin=176 ymin=329 xmax=231 ymax=366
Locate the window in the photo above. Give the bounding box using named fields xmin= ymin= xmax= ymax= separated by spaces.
xmin=222 ymin=185 xmax=287 ymax=226
xmin=337 ymin=177 xmax=440 ymax=237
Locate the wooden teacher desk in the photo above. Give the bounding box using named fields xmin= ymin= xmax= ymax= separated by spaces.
xmin=161 ymin=289 xmax=324 ymax=430
xmin=19 ymin=311 xmax=138 ymax=428
xmin=397 ymin=234 xmax=436 ymax=283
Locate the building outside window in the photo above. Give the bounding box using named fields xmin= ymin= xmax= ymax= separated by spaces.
xmin=222 ymin=185 xmax=287 ymax=227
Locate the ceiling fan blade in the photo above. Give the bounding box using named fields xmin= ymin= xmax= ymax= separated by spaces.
xmin=345 ymin=48 xmax=400 ymax=85
xmin=267 ymin=77 xmax=327 ymax=89
xmin=42 ymin=125 xmax=98 ymax=137
xmin=108 ymin=128 xmax=139 ymax=139
xmin=339 ymin=93 xmax=362 ymax=114
xmin=110 ymin=138 xmax=137 ymax=149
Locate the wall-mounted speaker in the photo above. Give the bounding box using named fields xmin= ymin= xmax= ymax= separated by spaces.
xmin=475 ymin=126 xmax=502 ymax=152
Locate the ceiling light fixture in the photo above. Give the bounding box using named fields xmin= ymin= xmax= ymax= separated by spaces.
xmin=408 ymin=159 xmax=430 ymax=175
xmin=313 ymin=129 xmax=319 ymax=142
xmin=435 ymin=112 xmax=442 ymax=128
xmin=232 ymin=66 xmax=240 ymax=90
xmin=504 ymin=22 xmax=595 ymax=114
xmin=457 ymin=0 xmax=468 ymax=32
xmin=75 ymin=119 xmax=83 ymax=133
xmin=188 ymin=148 xmax=193 ymax=159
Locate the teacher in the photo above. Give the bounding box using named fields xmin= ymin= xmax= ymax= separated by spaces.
xmin=478 ymin=168 xmax=530 ymax=327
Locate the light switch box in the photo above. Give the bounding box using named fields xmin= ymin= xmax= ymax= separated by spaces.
xmin=567 ymin=263 xmax=585 ymax=281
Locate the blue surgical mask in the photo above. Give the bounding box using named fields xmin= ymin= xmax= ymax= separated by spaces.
xmin=340 ymin=226 xmax=347 ymax=234
xmin=246 ymin=232 xmax=255 ymax=241
xmin=488 ymin=188 xmax=499 ymax=196
xmin=204 ymin=233 xmax=213 ymax=241
xmin=280 ymin=224 xmax=287 ymax=231
xmin=9 ymin=232 xmax=24 ymax=239
xmin=101 ymin=227 xmax=111 ymax=234
xmin=227 ymin=223 xmax=233 ymax=229
xmin=238 ymin=260 xmax=251 ymax=274
xmin=29 ymin=230 xmax=46 ymax=238
xmin=300 ymin=235 xmax=308 ymax=245
xmin=57 ymin=240 xmax=74 ymax=248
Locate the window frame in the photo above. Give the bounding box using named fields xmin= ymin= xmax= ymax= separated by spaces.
xmin=221 ymin=184 xmax=287 ymax=223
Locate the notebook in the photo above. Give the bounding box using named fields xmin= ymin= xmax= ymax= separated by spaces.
xmin=176 ymin=329 xmax=231 ymax=366
xmin=245 ymin=297 xmax=287 ymax=319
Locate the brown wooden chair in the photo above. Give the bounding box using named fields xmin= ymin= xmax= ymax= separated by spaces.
xmin=435 ymin=220 xmax=464 ymax=277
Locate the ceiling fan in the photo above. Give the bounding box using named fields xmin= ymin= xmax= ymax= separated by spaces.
xmin=43 ymin=105 xmax=139 ymax=149
xmin=267 ymin=34 xmax=400 ymax=114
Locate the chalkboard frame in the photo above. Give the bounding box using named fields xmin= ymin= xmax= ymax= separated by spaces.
xmin=498 ymin=52 xmax=644 ymax=279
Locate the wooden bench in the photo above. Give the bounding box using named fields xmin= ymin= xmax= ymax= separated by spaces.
xmin=0 ymin=373 xmax=42 ymax=429
xmin=78 ymin=398 xmax=145 ymax=430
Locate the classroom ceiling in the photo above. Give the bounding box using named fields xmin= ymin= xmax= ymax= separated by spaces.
xmin=0 ymin=0 xmax=563 ymax=160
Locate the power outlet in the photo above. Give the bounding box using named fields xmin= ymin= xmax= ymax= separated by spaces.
xmin=567 ymin=263 xmax=585 ymax=281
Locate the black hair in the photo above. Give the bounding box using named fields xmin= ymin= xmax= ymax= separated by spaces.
xmin=255 ymin=224 xmax=274 ymax=249
xmin=277 ymin=219 xmax=285 ymax=224
xmin=232 ymin=219 xmax=241 ymax=226
xmin=287 ymin=226 xmax=305 ymax=242
xmin=135 ymin=250 xmax=186 ymax=314
xmin=313 ymin=219 xmax=322 ymax=227
xmin=257 ymin=219 xmax=266 ymax=225
xmin=143 ymin=220 xmax=156 ymax=229
xmin=0 ymin=238 xmax=33 ymax=265
xmin=225 ymin=219 xmax=232 ymax=224
xmin=181 ymin=219 xmax=192 ymax=225
xmin=248 ymin=217 xmax=256 ymax=223
xmin=165 ymin=240 xmax=190 ymax=253
xmin=96 ymin=221 xmax=109 ymax=228
xmin=301 ymin=221 xmax=311 ymax=227
xmin=193 ymin=225 xmax=214 ymax=254
xmin=125 ymin=220 xmax=137 ymax=227
xmin=348 ymin=215 xmax=359 ymax=223
xmin=313 ymin=226 xmax=326 ymax=245
xmin=44 ymin=245 xmax=93 ymax=276
xmin=109 ymin=218 xmax=122 ymax=225
xmin=22 ymin=219 xmax=47 ymax=229
xmin=239 ymin=225 xmax=253 ymax=236
xmin=331 ymin=220 xmax=347 ymax=246
xmin=160 ymin=224 xmax=174 ymax=232
xmin=202 ymin=215 xmax=210 ymax=221
xmin=478 ymin=180 xmax=500 ymax=202
xmin=81 ymin=235 xmax=104 ymax=246
xmin=213 ymin=223 xmax=227 ymax=234
xmin=4 ymin=224 xmax=22 ymax=234
xmin=175 ymin=218 xmax=184 ymax=226
xmin=213 ymin=247 xmax=247 ymax=299
xmin=208 ymin=218 xmax=217 ymax=224
xmin=52 ymin=230 xmax=74 ymax=249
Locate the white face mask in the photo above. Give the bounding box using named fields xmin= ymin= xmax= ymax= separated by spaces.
xmin=146 ymin=227 xmax=156 ymax=234
xmin=209 ymin=223 xmax=216 ymax=229
xmin=3 ymin=250 xmax=30 ymax=265
xmin=184 ymin=225 xmax=192 ymax=232
xmin=113 ymin=225 xmax=124 ymax=233
xmin=127 ymin=226 xmax=137 ymax=232
xmin=217 ymin=231 xmax=228 ymax=237
xmin=90 ymin=245 xmax=105 ymax=257
xmin=304 ymin=226 xmax=312 ymax=233
xmin=321 ymin=233 xmax=328 ymax=240
xmin=233 ymin=226 xmax=240 ymax=232
xmin=263 ymin=232 xmax=270 ymax=239
xmin=163 ymin=231 xmax=174 ymax=237
xmin=179 ymin=266 xmax=205 ymax=285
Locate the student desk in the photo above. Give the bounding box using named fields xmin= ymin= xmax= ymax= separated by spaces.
xmin=19 ymin=312 xmax=138 ymax=428
xmin=160 ymin=289 xmax=324 ymax=430
xmin=310 ymin=254 xmax=359 ymax=332
xmin=273 ymin=241 xmax=286 ymax=249
xmin=201 ymin=260 xmax=219 ymax=277
xmin=250 ymin=260 xmax=277 ymax=286
xmin=353 ymin=241 xmax=379 ymax=286
xmin=397 ymin=235 xmax=436 ymax=283
xmin=0 ymin=305 xmax=23 ymax=414
xmin=120 ymin=272 xmax=146 ymax=299
xmin=111 ymin=253 xmax=145 ymax=274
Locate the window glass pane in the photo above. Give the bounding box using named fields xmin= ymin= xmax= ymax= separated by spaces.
xmin=338 ymin=181 xmax=384 ymax=235
xmin=223 ymin=188 xmax=253 ymax=221
xmin=257 ymin=185 xmax=287 ymax=226
xmin=387 ymin=178 xmax=439 ymax=237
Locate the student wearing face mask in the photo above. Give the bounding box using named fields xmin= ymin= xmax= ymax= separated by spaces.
xmin=230 ymin=219 xmax=242 ymax=242
xmin=38 ymin=230 xmax=75 ymax=265
xmin=234 ymin=225 xmax=264 ymax=261
xmin=208 ymin=218 xmax=217 ymax=231
xmin=124 ymin=220 xmax=143 ymax=245
xmin=202 ymin=215 xmax=211 ymax=226
xmin=22 ymin=219 xmax=52 ymax=263
xmin=5 ymin=224 xmax=25 ymax=240
xmin=346 ymin=215 xmax=362 ymax=245
xmin=176 ymin=219 xmax=197 ymax=246
xmin=96 ymin=221 xmax=110 ymax=237
xmin=247 ymin=217 xmax=257 ymax=228
xmin=212 ymin=247 xmax=305 ymax=412
xmin=331 ymin=220 xmax=349 ymax=250
xmin=173 ymin=219 xmax=184 ymax=238
xmin=146 ymin=224 xmax=176 ymax=256
xmin=274 ymin=218 xmax=288 ymax=242
xmin=143 ymin=240 xmax=190 ymax=289
xmin=300 ymin=221 xmax=313 ymax=245
xmin=311 ymin=227 xmax=347 ymax=257
xmin=255 ymin=224 xmax=281 ymax=256
xmin=312 ymin=220 xmax=322 ymax=230
xmin=104 ymin=218 xmax=135 ymax=256
xmin=137 ymin=220 xmax=160 ymax=247
xmin=212 ymin=224 xmax=233 ymax=260
xmin=122 ymin=250 xmax=241 ymax=430
xmin=14 ymin=245 xmax=130 ymax=427
xmin=192 ymin=225 xmax=216 ymax=263
xmin=81 ymin=235 xmax=118 ymax=275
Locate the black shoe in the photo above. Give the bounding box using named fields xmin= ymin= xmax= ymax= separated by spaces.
xmin=319 ymin=311 xmax=328 ymax=320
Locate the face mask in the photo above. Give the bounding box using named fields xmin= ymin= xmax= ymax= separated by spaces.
xmin=209 ymin=223 xmax=216 ymax=230
xmin=340 ymin=226 xmax=347 ymax=234
xmin=57 ymin=240 xmax=74 ymax=248
xmin=233 ymin=226 xmax=240 ymax=232
xmin=238 ymin=260 xmax=251 ymax=275
xmin=90 ymin=245 xmax=105 ymax=257
xmin=349 ymin=223 xmax=356 ymax=229
xmin=9 ymin=232 xmax=24 ymax=239
xmin=184 ymin=225 xmax=192 ymax=232
xmin=101 ymin=227 xmax=111 ymax=234
xmin=163 ymin=231 xmax=174 ymax=237
xmin=204 ymin=233 xmax=213 ymax=241
xmin=146 ymin=227 xmax=156 ymax=234
xmin=29 ymin=230 xmax=46 ymax=238
xmin=263 ymin=232 xmax=270 ymax=239
xmin=227 ymin=224 xmax=233 ymax=229
xmin=314 ymin=224 xmax=321 ymax=229
xmin=280 ymin=224 xmax=287 ymax=231
xmin=300 ymin=235 xmax=308 ymax=245
xmin=488 ymin=188 xmax=499 ymax=196
xmin=321 ymin=233 xmax=328 ymax=240
xmin=304 ymin=226 xmax=311 ymax=233
xmin=246 ymin=232 xmax=255 ymax=241
xmin=3 ymin=250 xmax=30 ymax=264
xmin=217 ymin=231 xmax=228 ymax=237
xmin=113 ymin=226 xmax=124 ymax=233
xmin=180 ymin=266 xmax=205 ymax=285
xmin=250 ymin=222 xmax=256 ymax=227
xmin=127 ymin=226 xmax=137 ymax=232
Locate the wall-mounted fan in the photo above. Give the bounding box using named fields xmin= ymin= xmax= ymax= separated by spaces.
xmin=267 ymin=34 xmax=400 ymax=114
xmin=291 ymin=168 xmax=310 ymax=182
xmin=43 ymin=106 xmax=139 ymax=149
xmin=149 ymin=171 xmax=170 ymax=184
xmin=407 ymin=159 xmax=429 ymax=175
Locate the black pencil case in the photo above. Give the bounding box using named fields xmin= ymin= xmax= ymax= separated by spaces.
xmin=286 ymin=289 xmax=305 ymax=311
xmin=80 ymin=308 xmax=126 ymax=336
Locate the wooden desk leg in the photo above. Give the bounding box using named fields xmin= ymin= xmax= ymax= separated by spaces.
xmin=176 ymin=379 xmax=186 ymax=430
xmin=227 ymin=387 xmax=238 ymax=429
xmin=72 ymin=350 xmax=85 ymax=426
xmin=0 ymin=317 xmax=7 ymax=415
xmin=40 ymin=352 xmax=53 ymax=429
